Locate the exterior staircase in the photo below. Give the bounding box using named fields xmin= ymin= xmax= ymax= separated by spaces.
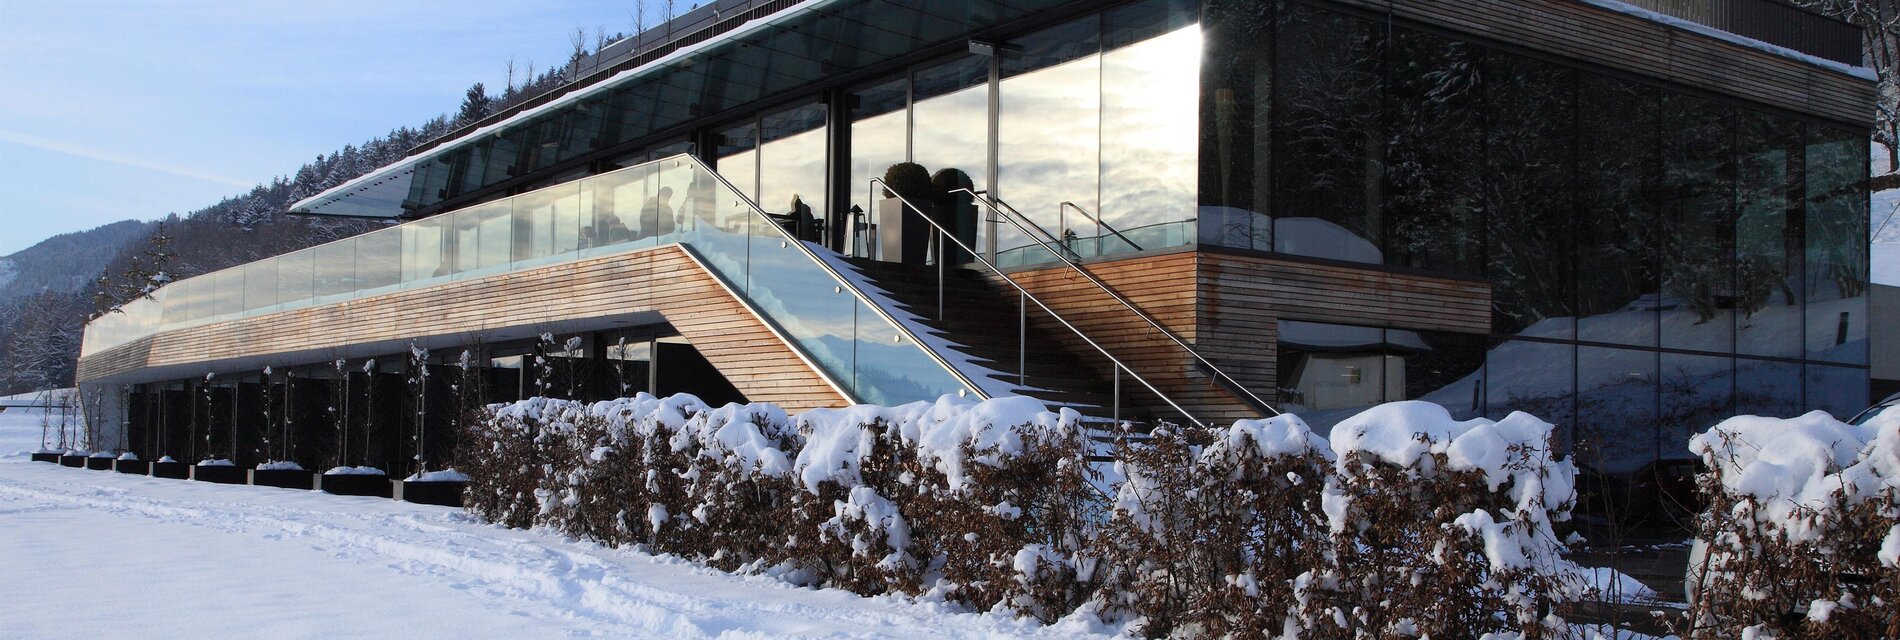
xmin=840 ymin=256 xmax=1140 ymax=422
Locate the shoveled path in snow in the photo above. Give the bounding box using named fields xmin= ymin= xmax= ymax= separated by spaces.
xmin=0 ymin=455 xmax=1109 ymax=638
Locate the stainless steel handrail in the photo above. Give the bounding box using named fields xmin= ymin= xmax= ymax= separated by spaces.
xmin=1059 ymin=201 xmax=1143 ymax=254
xmin=675 ymin=155 xmax=992 ymax=405
xmin=870 ymin=178 xmax=1205 ymax=428
xmin=955 ymin=188 xmax=1281 ymax=417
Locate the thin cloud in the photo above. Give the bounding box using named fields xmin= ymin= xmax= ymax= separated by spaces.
xmin=0 ymin=128 xmax=252 ymax=188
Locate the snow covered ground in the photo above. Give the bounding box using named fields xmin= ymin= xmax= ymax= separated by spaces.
xmin=0 ymin=408 xmax=1111 ymax=639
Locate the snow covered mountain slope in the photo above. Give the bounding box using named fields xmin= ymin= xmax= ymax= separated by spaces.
xmin=0 ymin=410 xmax=1111 ymax=640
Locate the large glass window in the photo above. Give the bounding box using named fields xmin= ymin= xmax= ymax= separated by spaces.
xmin=1575 ymin=75 xmax=1661 ymax=348
xmin=1197 ymin=0 xmax=1273 ymax=251
xmin=1659 ymin=93 xmax=1736 ymax=354
xmin=908 ymin=56 xmax=991 ymax=261
xmin=909 ymin=55 xmax=990 ymax=209
xmin=1577 ymin=346 xmax=1657 ymax=473
xmin=716 ymin=121 xmax=759 ymax=204
xmin=1735 ymin=358 xmax=1803 ymax=417
xmin=1734 ymin=111 xmax=1804 ymax=359
xmin=1484 ymin=54 xmax=1576 ymax=339
xmin=1660 ymin=352 xmax=1732 ymax=459
xmin=1098 ymin=3 xmax=1200 ymax=257
xmin=1487 ymin=339 xmax=1574 ymax=432
xmin=1804 ymin=125 xmax=1870 ymax=365
xmin=1272 ymin=6 xmax=1384 ymax=264
xmin=1275 ymin=320 xmax=1487 ymax=433
xmin=849 ymin=77 xmax=909 ymax=254
xmin=757 ymin=102 xmax=829 ymax=242
xmin=998 ymin=15 xmax=1102 ymax=259
xmin=1383 ymin=29 xmax=1483 ymax=274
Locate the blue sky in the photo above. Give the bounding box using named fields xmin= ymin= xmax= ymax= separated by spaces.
xmin=0 ymin=0 xmax=661 ymax=255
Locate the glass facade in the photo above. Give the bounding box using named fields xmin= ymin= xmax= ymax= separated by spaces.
xmin=1204 ymin=2 xmax=1870 ymax=480
xmin=839 ymin=0 xmax=1201 ymax=267
xmin=92 ymin=0 xmax=1870 ymax=489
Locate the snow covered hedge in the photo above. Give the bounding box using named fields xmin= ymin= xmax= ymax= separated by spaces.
xmin=1684 ymin=410 xmax=1899 ymax=639
xmin=460 ymin=395 xmax=1590 ymax=635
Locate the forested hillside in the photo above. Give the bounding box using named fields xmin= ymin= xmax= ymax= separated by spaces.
xmin=0 ymin=30 xmax=613 ymax=396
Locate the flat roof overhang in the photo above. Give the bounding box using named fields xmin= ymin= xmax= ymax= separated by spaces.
xmin=290 ymin=0 xmax=1075 ymax=219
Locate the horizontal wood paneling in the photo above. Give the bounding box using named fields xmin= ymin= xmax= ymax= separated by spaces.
xmin=78 ymin=245 xmax=846 ymax=412
xmin=998 ymin=251 xmax=1253 ymax=424
xmin=1325 ymin=0 xmax=1874 ymax=125
xmin=996 ymin=249 xmax=1492 ymax=425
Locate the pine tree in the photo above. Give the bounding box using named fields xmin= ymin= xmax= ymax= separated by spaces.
xmin=457 ymin=82 xmax=493 ymax=126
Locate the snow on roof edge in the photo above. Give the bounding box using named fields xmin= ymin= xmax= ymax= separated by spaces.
xmin=290 ymin=0 xmax=835 ymax=216
xmin=1579 ymin=0 xmax=1876 ymax=81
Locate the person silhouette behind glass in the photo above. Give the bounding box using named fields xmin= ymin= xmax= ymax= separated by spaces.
xmin=644 ymin=186 xmax=676 ymax=240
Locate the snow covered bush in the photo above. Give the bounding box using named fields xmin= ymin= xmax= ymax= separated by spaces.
xmin=461 ymin=395 xmax=1592 ymax=635
xmin=1293 ymin=402 xmax=1584 ymax=640
xmin=460 ymin=397 xmax=546 ymax=529
xmin=459 ymin=393 xmax=1098 ymax=620
xmin=1091 ymin=416 xmax=1332 ymax=637
xmin=1683 ymin=410 xmax=1899 ymax=639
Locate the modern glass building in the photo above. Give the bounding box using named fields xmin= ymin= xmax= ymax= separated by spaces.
xmin=80 ymin=0 xmax=1872 ymax=523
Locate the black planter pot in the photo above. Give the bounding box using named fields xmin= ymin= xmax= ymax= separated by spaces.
xmin=151 ymin=461 xmax=190 ymax=479
xmin=114 ymin=460 xmax=151 ymax=475
xmin=30 ymin=452 xmax=60 ymax=463
xmin=191 ymin=464 xmax=247 ymax=484
xmin=320 ymin=473 xmax=392 ymax=498
xmin=394 ymin=480 xmax=466 ymax=508
xmin=59 ymin=454 xmax=86 ymax=468
xmin=86 ymin=456 xmax=114 ymax=471
xmin=250 ymin=469 xmax=316 ymax=490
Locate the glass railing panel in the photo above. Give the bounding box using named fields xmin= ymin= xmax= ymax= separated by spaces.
xmin=582 ymin=166 xmax=649 ymax=253
xmin=682 ymin=171 xmax=752 ymax=294
xmin=400 ymin=216 xmax=450 ymax=285
xmin=475 ymin=202 xmax=513 ymax=272
xmin=552 ymin=182 xmax=585 ymax=256
xmin=136 ymin=290 xmax=162 ymax=336
xmin=356 ymin=228 xmax=401 ymax=293
xmin=279 ymin=249 xmax=315 ymax=308
xmin=450 ymin=205 xmax=482 ymax=277
xmin=313 ymin=240 xmax=356 ymax=299
xmin=87 ymin=155 xmax=982 ymax=407
xmin=159 ymin=277 xmax=192 ymax=328
xmin=244 ymin=260 xmax=278 ymax=312
xmin=678 ymin=159 xmax=971 ymax=404
xmin=212 ymin=268 xmax=244 ymax=318
xmin=851 ymin=297 xmax=969 ymax=406
xmin=512 ymin=188 xmax=557 ymax=264
xmin=743 ymin=199 xmax=857 ymax=388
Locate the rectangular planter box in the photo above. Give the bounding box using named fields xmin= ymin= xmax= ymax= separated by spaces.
xmin=151 ymin=461 xmax=190 ymax=479
xmin=114 ymin=460 xmax=151 ymax=475
xmin=394 ymin=481 xmax=465 ymax=508
xmin=319 ymin=473 xmax=392 ymax=498
xmin=59 ymin=455 xmax=86 ymax=468
xmin=30 ymin=452 xmax=60 ymax=463
xmin=190 ymin=464 xmax=247 ymax=484
xmin=249 ymin=469 xmax=315 ymax=490
xmin=86 ymin=457 xmax=114 ymax=471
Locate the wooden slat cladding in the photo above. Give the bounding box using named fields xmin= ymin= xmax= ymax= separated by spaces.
xmin=997 ymin=249 xmax=1491 ymax=425
xmin=76 ymin=245 xmax=847 ymax=412
xmin=1323 ymin=0 xmax=1874 ymax=125
xmin=995 ymin=251 xmax=1246 ymax=422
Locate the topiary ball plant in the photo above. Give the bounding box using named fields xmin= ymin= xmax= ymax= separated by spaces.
xmin=881 ymin=162 xmax=937 ymax=202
